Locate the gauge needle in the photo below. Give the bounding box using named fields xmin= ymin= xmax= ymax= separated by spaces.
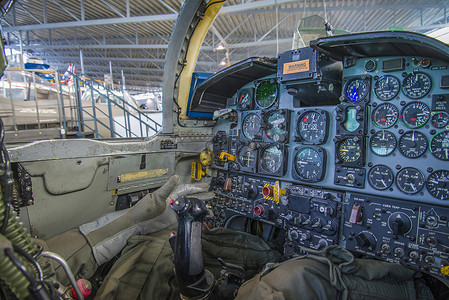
xmin=429 ymin=179 xmax=439 ymax=185
xmin=412 ymin=131 xmax=415 ymax=142
xmin=381 ymin=179 xmax=387 ymax=187
xmin=410 ymin=183 xmax=417 ymax=192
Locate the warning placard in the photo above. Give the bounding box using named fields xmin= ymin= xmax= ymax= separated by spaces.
xmin=283 ymin=59 xmax=310 ymax=75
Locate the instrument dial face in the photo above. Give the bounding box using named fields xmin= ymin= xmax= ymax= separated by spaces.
xmin=337 ymin=139 xmax=361 ymax=163
xmin=265 ymin=111 xmax=287 ymax=142
xmin=242 ymin=113 xmax=261 ymax=140
xmin=396 ymin=167 xmax=425 ymax=195
xmin=237 ymin=89 xmax=253 ymax=110
xmin=238 ymin=146 xmax=257 ymax=168
xmin=372 ymin=103 xmax=399 ymax=129
xmin=294 ymin=147 xmax=324 ymax=182
xmin=255 ymin=80 xmax=277 ymax=108
xmin=345 ymin=78 xmax=369 ymax=102
xmin=260 ymin=145 xmax=283 ymax=174
xmin=431 ymin=112 xmax=449 ymax=129
xmin=297 ymin=111 xmax=327 ymax=144
xmin=401 ymin=101 xmax=430 ymax=129
xmin=368 ymin=165 xmax=394 ymax=190
xmin=430 ymin=130 xmax=449 ymax=161
xmin=370 ymin=130 xmax=397 ymax=156
xmin=399 ymin=131 xmax=428 ymax=158
xmin=374 ymin=75 xmax=400 ymax=101
xmin=402 ymin=72 xmax=432 ymax=99
xmin=426 ymin=170 xmax=449 ymax=200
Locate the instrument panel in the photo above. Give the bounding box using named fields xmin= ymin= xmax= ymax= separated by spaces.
xmin=209 ymin=44 xmax=449 ymax=284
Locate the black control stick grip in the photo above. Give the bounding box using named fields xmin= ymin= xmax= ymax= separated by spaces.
xmin=170 ymin=197 xmax=214 ymax=299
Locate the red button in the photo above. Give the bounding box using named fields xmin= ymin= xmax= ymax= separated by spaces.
xmin=169 ymin=199 xmax=174 ymax=205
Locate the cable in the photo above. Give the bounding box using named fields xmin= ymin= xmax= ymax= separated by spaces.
xmin=13 ymin=244 xmax=44 ymax=282
xmin=0 ymin=118 xmax=13 ymax=235
xmin=4 ymin=248 xmax=36 ymax=284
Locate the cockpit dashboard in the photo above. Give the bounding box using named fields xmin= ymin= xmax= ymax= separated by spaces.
xmin=196 ymin=31 xmax=449 ymax=284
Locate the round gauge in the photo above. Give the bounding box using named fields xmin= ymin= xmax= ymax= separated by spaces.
xmin=368 ymin=165 xmax=394 ymax=190
xmin=242 ymin=113 xmax=261 ymax=140
xmin=426 ymin=170 xmax=449 ymax=200
xmin=401 ymin=102 xmax=430 ymax=129
xmin=372 ymin=103 xmax=399 ymax=129
xmin=398 ymin=131 xmax=428 ymax=158
xmin=337 ymin=139 xmax=361 ymax=163
xmin=345 ymin=78 xmax=370 ymax=102
xmin=255 ymin=80 xmax=277 ymax=108
xmin=265 ymin=111 xmax=287 ymax=142
xmin=430 ymin=130 xmax=449 ymax=161
xmin=294 ymin=147 xmax=325 ymax=182
xmin=374 ymin=75 xmax=400 ymax=101
xmin=370 ymin=130 xmax=397 ymax=156
xmin=260 ymin=145 xmax=283 ymax=174
xmin=238 ymin=146 xmax=257 ymax=168
xmin=396 ymin=167 xmax=425 ymax=195
xmin=237 ymin=89 xmax=253 ymax=110
xmin=431 ymin=112 xmax=449 ymax=129
xmin=402 ymin=72 xmax=432 ymax=99
xmin=297 ymin=111 xmax=327 ymax=144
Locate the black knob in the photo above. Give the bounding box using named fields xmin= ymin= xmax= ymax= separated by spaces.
xmin=388 ymin=213 xmax=412 ymax=236
xmin=247 ymin=185 xmax=258 ymax=199
xmin=355 ymin=231 xmax=377 ymax=251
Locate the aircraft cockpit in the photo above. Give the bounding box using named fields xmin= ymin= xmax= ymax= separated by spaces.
xmin=0 ymin=0 xmax=449 ymax=299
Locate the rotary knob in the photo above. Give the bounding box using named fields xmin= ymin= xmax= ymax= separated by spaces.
xmin=388 ymin=212 xmax=412 ymax=236
xmin=355 ymin=231 xmax=377 ymax=251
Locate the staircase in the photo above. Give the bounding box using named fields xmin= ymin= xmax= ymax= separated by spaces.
xmin=61 ymin=72 xmax=162 ymax=139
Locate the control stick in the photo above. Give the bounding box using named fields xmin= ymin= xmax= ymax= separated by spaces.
xmin=170 ymin=197 xmax=215 ymax=299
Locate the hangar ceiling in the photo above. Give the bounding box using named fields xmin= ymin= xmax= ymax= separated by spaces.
xmin=1 ymin=0 xmax=449 ymax=91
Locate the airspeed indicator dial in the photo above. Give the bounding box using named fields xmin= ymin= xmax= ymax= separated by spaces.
xmin=242 ymin=113 xmax=261 ymax=140
xmin=345 ymin=78 xmax=369 ymax=102
xmin=401 ymin=102 xmax=430 ymax=129
xmin=396 ymin=167 xmax=425 ymax=195
xmin=297 ymin=111 xmax=327 ymax=144
xmin=426 ymin=170 xmax=449 ymax=200
xmin=337 ymin=138 xmax=361 ymax=163
xmin=430 ymin=131 xmax=449 ymax=161
xmin=368 ymin=165 xmax=394 ymax=190
xmin=374 ymin=75 xmax=400 ymax=101
xmin=402 ymin=72 xmax=432 ymax=99
xmin=399 ymin=131 xmax=428 ymax=158
xmin=372 ymin=103 xmax=399 ymax=129
xmin=293 ymin=147 xmax=325 ymax=182
xmin=431 ymin=112 xmax=449 ymax=129
xmin=370 ymin=130 xmax=397 ymax=156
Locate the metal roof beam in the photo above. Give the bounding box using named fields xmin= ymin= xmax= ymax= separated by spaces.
xmin=2 ymin=0 xmax=300 ymax=32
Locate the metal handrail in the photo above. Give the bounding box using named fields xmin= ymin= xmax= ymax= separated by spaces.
xmin=67 ymin=71 xmax=161 ymax=132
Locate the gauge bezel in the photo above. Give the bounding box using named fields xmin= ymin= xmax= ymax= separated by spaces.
xmin=430 ymin=130 xmax=449 ymax=161
xmin=255 ymin=79 xmax=279 ymax=109
xmin=369 ymin=130 xmax=397 ymax=156
xmin=295 ymin=109 xmax=329 ymax=145
xmin=373 ymin=75 xmax=400 ymax=101
xmin=371 ymin=103 xmax=399 ymax=129
xmin=431 ymin=112 xmax=449 ymax=129
xmin=400 ymin=101 xmax=430 ymax=129
xmin=236 ymin=88 xmax=254 ymax=110
xmin=241 ymin=112 xmax=262 ymax=141
xmin=237 ymin=144 xmax=258 ymax=172
xmin=335 ymin=136 xmax=365 ymax=168
xmin=344 ymin=76 xmax=371 ymax=102
xmin=262 ymin=109 xmax=290 ymax=143
xmin=396 ymin=167 xmax=425 ymax=195
xmin=426 ymin=170 xmax=449 ymax=200
xmin=368 ymin=165 xmax=394 ymax=190
xmin=258 ymin=144 xmax=287 ymax=176
xmin=402 ymin=72 xmax=432 ymax=99
xmin=398 ymin=130 xmax=428 ymax=159
xmin=292 ymin=146 xmax=326 ymax=183
xmin=335 ymin=103 xmax=366 ymax=136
